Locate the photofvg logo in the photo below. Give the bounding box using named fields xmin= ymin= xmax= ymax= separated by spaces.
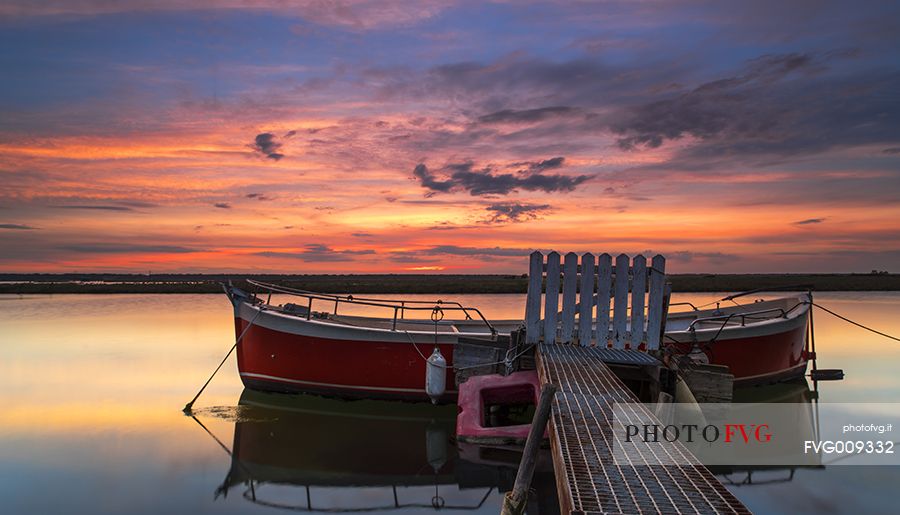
xmin=611 ymin=403 xmax=900 ymax=466
xmin=624 ymin=422 xmax=771 ymax=444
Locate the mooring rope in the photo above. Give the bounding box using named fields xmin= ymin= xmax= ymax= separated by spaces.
xmin=403 ymin=329 xmax=534 ymax=371
xmin=809 ymin=301 xmax=900 ymax=343
xmin=183 ymin=308 xmax=264 ymax=413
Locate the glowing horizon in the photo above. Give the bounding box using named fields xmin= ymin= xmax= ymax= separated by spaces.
xmin=1 ymin=1 xmax=899 ymax=274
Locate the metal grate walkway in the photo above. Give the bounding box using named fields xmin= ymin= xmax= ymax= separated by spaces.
xmin=537 ymin=344 xmax=750 ymax=514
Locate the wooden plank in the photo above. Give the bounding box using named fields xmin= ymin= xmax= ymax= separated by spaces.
xmin=560 ymin=252 xmax=578 ymax=344
xmin=630 ymin=254 xmax=647 ymax=347
xmin=595 ymin=253 xmax=612 ymax=347
xmin=646 ymin=254 xmax=666 ymax=350
xmin=525 ymin=251 xmax=543 ymax=344
xmin=612 ymin=253 xmax=629 ymax=349
xmin=578 ymin=253 xmax=594 ymax=346
xmin=680 ymin=363 xmax=734 ymax=403
xmin=543 ymin=251 xmax=560 ymax=345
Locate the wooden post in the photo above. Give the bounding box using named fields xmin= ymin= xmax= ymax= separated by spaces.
xmin=560 ymin=252 xmax=578 ymax=344
xmin=578 ymin=253 xmax=595 ymax=346
xmin=631 ymin=254 xmax=647 ymax=347
xmin=543 ymin=252 xmax=560 ymax=345
xmin=525 ymin=251 xmax=543 ymax=344
xmin=613 ymin=254 xmax=630 ymax=349
xmin=501 ymin=383 xmax=558 ymax=515
xmin=595 ymin=253 xmax=612 ymax=347
xmin=646 ymin=254 xmax=666 ymax=350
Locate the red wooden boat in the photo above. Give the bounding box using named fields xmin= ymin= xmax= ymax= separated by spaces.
xmin=663 ymin=294 xmax=812 ymax=386
xmin=226 ymin=281 xmax=516 ymax=403
xmin=226 ymin=281 xmax=812 ymax=400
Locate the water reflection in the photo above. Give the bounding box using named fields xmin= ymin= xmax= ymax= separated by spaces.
xmin=200 ymin=390 xmax=529 ymax=513
xmin=2 ymin=293 xmax=900 ymax=514
xmin=709 ymin=380 xmax=822 ymax=487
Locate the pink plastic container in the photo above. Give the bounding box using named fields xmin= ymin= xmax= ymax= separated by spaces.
xmin=455 ymin=370 xmax=547 ymax=443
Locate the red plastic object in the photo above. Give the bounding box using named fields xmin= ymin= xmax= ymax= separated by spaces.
xmin=456 ymin=370 xmax=547 ymax=443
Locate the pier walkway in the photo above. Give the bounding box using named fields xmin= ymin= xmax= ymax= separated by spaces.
xmin=537 ymin=344 xmax=749 ymax=514
xmin=522 ymin=251 xmax=749 ymax=513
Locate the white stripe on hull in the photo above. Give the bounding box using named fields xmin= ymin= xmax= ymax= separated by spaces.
xmin=238 ymin=302 xmax=465 ymax=344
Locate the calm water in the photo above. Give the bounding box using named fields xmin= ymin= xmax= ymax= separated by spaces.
xmin=2 ymin=292 xmax=900 ymax=514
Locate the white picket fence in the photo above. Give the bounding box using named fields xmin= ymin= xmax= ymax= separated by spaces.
xmin=524 ymin=251 xmax=667 ymax=349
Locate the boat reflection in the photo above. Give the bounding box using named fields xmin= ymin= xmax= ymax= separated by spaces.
xmin=709 ymin=379 xmax=823 ymax=486
xmin=209 ymin=389 xmax=522 ymax=512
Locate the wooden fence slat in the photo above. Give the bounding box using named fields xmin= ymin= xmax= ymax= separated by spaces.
xmin=578 ymin=253 xmax=595 ymax=346
xmin=630 ymin=255 xmax=647 ymax=347
xmin=612 ymin=254 xmax=630 ymax=349
xmin=595 ymin=253 xmax=612 ymax=346
xmin=525 ymin=251 xmax=543 ymax=344
xmin=646 ymin=254 xmax=667 ymax=350
xmin=543 ymin=251 xmax=561 ymax=345
xmin=560 ymin=252 xmax=578 ymax=344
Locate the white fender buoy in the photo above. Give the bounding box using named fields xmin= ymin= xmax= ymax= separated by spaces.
xmin=426 ymin=422 xmax=448 ymax=472
xmin=426 ymin=347 xmax=447 ymax=404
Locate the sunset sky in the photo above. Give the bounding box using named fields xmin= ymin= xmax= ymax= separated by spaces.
xmin=1 ymin=0 xmax=898 ymax=274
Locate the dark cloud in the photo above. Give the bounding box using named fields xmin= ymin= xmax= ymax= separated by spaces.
xmin=214 ymin=202 xmax=232 ymax=209
xmin=114 ymin=200 xmax=158 ymax=208
xmin=612 ymin=52 xmax=900 ymax=161
xmin=246 ymin=193 xmax=274 ymax=201
xmin=794 ymin=218 xmax=825 ymax=225
xmin=387 ymin=250 xmax=441 ymax=264
xmin=60 ymin=244 xmax=201 ymax=254
xmin=413 ymin=163 xmax=454 ymax=194
xmin=351 ymin=232 xmax=374 ymax=237
xmin=421 ymin=245 xmax=533 ymax=257
xmin=529 ymin=157 xmax=565 ymax=172
xmin=612 ymin=53 xmax=822 ymax=150
xmin=0 ymin=223 xmax=36 ymax=230
xmin=509 ymin=157 xmax=566 ymax=173
xmin=250 ymin=132 xmax=284 ymax=160
xmin=884 ymin=147 xmax=900 ymax=154
xmin=413 ymin=161 xmax=590 ymax=196
xmin=478 ymin=106 xmax=582 ymax=124
xmin=378 ymin=58 xmax=627 ymax=109
xmin=425 ymin=221 xmax=481 ymax=231
xmin=55 ymin=205 xmax=134 ymax=211
xmin=254 ymin=244 xmax=375 ymax=262
xmin=484 ymin=202 xmax=552 ymax=223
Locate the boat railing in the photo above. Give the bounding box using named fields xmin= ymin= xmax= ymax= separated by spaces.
xmin=241 ymin=483 xmax=495 ymax=512
xmin=687 ymin=302 xmax=807 ymax=331
xmin=245 ymin=279 xmax=497 ymax=336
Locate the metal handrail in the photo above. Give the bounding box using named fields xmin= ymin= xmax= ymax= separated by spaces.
xmin=247 ymin=279 xmax=474 ymax=318
xmin=686 ymin=302 xmax=807 ymax=331
xmin=688 ymin=307 xmax=784 ymax=331
xmin=242 ymin=484 xmax=495 ymax=512
xmin=245 ymin=279 xmax=496 ymax=336
xmin=720 ymin=284 xmax=814 ymax=302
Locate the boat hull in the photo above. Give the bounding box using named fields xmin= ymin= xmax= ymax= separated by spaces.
xmin=231 ymin=291 xmax=811 ymax=398
xmin=234 ymin=303 xmax=461 ymax=402
xmin=666 ymin=302 xmax=811 ymax=386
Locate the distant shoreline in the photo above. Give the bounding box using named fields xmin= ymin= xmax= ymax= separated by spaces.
xmin=1 ymin=273 xmax=898 ymax=294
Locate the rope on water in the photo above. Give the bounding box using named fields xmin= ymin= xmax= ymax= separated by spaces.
xmin=183 ymin=308 xmax=264 ymax=413
xmin=810 ymin=301 xmax=900 ymax=343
